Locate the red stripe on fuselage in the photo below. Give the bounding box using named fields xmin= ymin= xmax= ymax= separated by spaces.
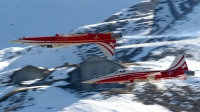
xmin=97 ymin=70 xmax=162 ymax=81
xmin=96 ymin=70 xmax=184 ymax=83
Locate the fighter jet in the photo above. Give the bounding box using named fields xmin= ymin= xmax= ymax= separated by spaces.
xmin=9 ymin=32 xmax=122 ymax=57
xmin=82 ymin=54 xmax=195 ymax=84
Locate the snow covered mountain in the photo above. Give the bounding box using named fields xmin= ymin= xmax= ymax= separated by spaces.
xmin=71 ymin=0 xmax=160 ymax=36
xmin=1 ymin=0 xmax=200 ymax=112
xmin=0 ymin=47 xmax=199 ymax=112
xmin=71 ymin=0 xmax=200 ymax=62
xmin=71 ymin=0 xmax=200 ymax=36
xmin=150 ymin=0 xmax=200 ymax=35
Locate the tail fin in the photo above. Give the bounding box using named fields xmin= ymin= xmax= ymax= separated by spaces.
xmin=167 ymin=54 xmax=188 ymax=71
xmin=95 ymin=40 xmax=116 ymax=57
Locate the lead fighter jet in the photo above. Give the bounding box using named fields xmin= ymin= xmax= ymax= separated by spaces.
xmin=83 ymin=54 xmax=195 ymax=84
xmin=9 ymin=32 xmax=122 ymax=57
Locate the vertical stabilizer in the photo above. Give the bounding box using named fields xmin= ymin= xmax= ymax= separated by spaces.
xmin=167 ymin=54 xmax=188 ymax=71
xmin=95 ymin=40 xmax=116 ymax=57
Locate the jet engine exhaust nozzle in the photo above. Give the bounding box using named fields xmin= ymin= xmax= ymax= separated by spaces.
xmin=184 ymin=71 xmax=195 ymax=77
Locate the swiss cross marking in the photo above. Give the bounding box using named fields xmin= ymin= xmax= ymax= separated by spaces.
xmin=109 ymin=42 xmax=115 ymax=47
xmin=94 ymin=35 xmax=99 ymax=39
xmin=181 ymin=64 xmax=187 ymax=69
xmin=168 ymin=72 xmax=173 ymax=76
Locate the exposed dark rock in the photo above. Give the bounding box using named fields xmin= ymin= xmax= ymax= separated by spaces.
xmin=151 ymin=0 xmax=200 ymax=35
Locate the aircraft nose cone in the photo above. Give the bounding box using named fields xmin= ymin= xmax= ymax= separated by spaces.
xmin=82 ymin=80 xmax=93 ymax=84
xmin=82 ymin=79 xmax=96 ymax=84
xmin=8 ymin=39 xmax=23 ymax=43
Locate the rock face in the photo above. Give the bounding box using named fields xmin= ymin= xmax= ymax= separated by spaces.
xmin=151 ymin=0 xmax=200 ymax=34
xmin=133 ymin=84 xmax=200 ymax=112
xmin=11 ymin=65 xmax=50 ymax=85
xmin=103 ymin=82 xmax=200 ymax=112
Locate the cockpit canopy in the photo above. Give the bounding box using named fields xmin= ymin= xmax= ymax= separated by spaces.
xmin=112 ymin=69 xmax=133 ymax=75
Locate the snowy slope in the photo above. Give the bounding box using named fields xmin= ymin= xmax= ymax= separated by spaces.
xmin=151 ymin=0 xmax=200 ymax=35
xmin=0 ymin=86 xmax=172 ymax=112
xmin=0 ymin=46 xmax=81 ymax=73
xmin=0 ymin=86 xmax=80 ymax=112
xmin=61 ymin=94 xmax=171 ymax=112
xmin=0 ymin=0 xmax=142 ymax=50
xmin=163 ymin=2 xmax=200 ymax=35
xmin=0 ymin=54 xmax=200 ymax=112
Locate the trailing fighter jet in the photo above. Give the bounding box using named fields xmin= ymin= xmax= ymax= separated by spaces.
xmin=9 ymin=32 xmax=122 ymax=57
xmin=82 ymin=54 xmax=195 ymax=84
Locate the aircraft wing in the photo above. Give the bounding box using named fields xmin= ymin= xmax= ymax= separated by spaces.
xmin=95 ymin=40 xmax=116 ymax=57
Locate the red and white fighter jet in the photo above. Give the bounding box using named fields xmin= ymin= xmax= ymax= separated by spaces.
xmin=83 ymin=54 xmax=195 ymax=84
xmin=9 ymin=32 xmax=122 ymax=57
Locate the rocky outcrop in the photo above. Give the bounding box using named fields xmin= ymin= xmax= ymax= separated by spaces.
xmin=151 ymin=0 xmax=200 ymax=34
xmin=102 ymin=82 xmax=200 ymax=112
